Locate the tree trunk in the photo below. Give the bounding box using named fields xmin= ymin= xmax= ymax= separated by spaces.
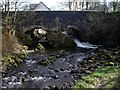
xmin=113 ymin=2 xmax=117 ymax=12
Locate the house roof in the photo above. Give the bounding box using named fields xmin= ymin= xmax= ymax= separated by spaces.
xmin=30 ymin=2 xmax=50 ymax=11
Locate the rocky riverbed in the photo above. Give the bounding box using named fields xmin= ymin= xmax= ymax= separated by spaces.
xmin=2 ymin=47 xmax=120 ymax=89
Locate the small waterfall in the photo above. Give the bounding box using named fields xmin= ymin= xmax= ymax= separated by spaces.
xmin=74 ymin=39 xmax=98 ymax=49
xmin=62 ymin=31 xmax=67 ymax=35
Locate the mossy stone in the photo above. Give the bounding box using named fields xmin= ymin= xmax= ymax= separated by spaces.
xmin=37 ymin=43 xmax=45 ymax=50
xmin=48 ymin=56 xmax=57 ymax=63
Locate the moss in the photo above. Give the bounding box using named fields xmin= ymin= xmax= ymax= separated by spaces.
xmin=39 ymin=55 xmax=57 ymax=66
xmin=106 ymin=62 xmax=115 ymax=66
xmin=2 ymin=45 xmax=28 ymax=72
xmin=39 ymin=60 xmax=50 ymax=66
xmin=14 ymin=56 xmax=23 ymax=64
xmin=58 ymin=50 xmax=65 ymax=55
xmin=17 ymin=54 xmax=25 ymax=60
xmin=48 ymin=55 xmax=57 ymax=63
xmin=37 ymin=43 xmax=45 ymax=50
xmin=22 ymin=45 xmax=28 ymax=50
xmin=2 ymin=55 xmax=17 ymax=71
xmin=33 ymin=31 xmax=39 ymax=38
xmin=16 ymin=45 xmax=28 ymax=60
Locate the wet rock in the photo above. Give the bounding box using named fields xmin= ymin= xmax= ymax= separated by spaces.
xmin=60 ymin=68 xmax=64 ymax=71
xmin=88 ymin=60 xmax=94 ymax=63
xmin=56 ymin=54 xmax=61 ymax=58
xmin=80 ymin=68 xmax=87 ymax=74
xmin=78 ymin=61 xmax=84 ymax=65
xmin=42 ymin=87 xmax=50 ymax=90
xmin=85 ymin=70 xmax=91 ymax=74
xmin=48 ymin=67 xmax=54 ymax=70
xmin=53 ymin=86 xmax=60 ymax=90
xmin=21 ymin=77 xmax=26 ymax=82
xmin=54 ymin=69 xmax=60 ymax=72
xmin=28 ymin=69 xmax=36 ymax=73
xmin=58 ymin=50 xmax=65 ymax=56
xmin=99 ymin=61 xmax=105 ymax=65
xmin=64 ymin=75 xmax=69 ymax=77
xmin=37 ymin=59 xmax=50 ymax=66
xmin=70 ymin=69 xmax=79 ymax=74
xmin=51 ymin=75 xmax=59 ymax=79
xmin=90 ymin=68 xmax=95 ymax=71
xmin=63 ymin=83 xmax=71 ymax=90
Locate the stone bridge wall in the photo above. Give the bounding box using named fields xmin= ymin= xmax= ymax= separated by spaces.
xmin=16 ymin=11 xmax=104 ymax=31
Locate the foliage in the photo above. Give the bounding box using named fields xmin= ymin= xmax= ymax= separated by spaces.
xmin=17 ymin=32 xmax=33 ymax=47
xmin=2 ymin=45 xmax=28 ymax=72
xmin=47 ymin=31 xmax=76 ymax=48
xmin=82 ymin=12 xmax=120 ymax=46
xmin=108 ymin=1 xmax=120 ymax=12
xmin=2 ymin=25 xmax=28 ymax=71
xmin=2 ymin=8 xmax=29 ymax=72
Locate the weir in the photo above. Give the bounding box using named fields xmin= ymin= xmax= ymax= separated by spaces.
xmin=74 ymin=39 xmax=98 ymax=49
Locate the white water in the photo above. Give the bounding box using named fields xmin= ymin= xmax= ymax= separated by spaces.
xmin=62 ymin=31 xmax=67 ymax=35
xmin=31 ymin=76 xmax=44 ymax=81
xmin=74 ymin=39 xmax=98 ymax=49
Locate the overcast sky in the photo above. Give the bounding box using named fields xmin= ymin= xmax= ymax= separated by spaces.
xmin=26 ymin=0 xmax=118 ymax=10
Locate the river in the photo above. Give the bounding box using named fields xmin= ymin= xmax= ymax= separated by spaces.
xmin=2 ymin=39 xmax=101 ymax=89
xmin=2 ymin=47 xmax=99 ymax=89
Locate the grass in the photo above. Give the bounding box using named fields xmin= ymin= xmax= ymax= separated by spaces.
xmin=72 ymin=66 xmax=120 ymax=89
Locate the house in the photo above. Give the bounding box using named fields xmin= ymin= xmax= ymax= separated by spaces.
xmin=30 ymin=2 xmax=50 ymax=11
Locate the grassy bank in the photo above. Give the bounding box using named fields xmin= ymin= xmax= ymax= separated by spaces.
xmin=72 ymin=66 xmax=120 ymax=89
xmin=72 ymin=47 xmax=120 ymax=89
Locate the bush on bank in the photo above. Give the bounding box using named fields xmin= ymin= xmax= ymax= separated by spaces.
xmin=80 ymin=12 xmax=120 ymax=47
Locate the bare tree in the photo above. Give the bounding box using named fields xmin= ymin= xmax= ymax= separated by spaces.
xmin=1 ymin=0 xmax=26 ymax=36
xmin=112 ymin=0 xmax=118 ymax=12
xmin=68 ymin=0 xmax=72 ymax=11
xmin=58 ymin=0 xmax=102 ymax=11
xmin=86 ymin=2 xmax=89 ymax=10
xmin=81 ymin=1 xmax=84 ymax=10
xmin=108 ymin=0 xmax=119 ymax=12
xmin=58 ymin=1 xmax=69 ymax=10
